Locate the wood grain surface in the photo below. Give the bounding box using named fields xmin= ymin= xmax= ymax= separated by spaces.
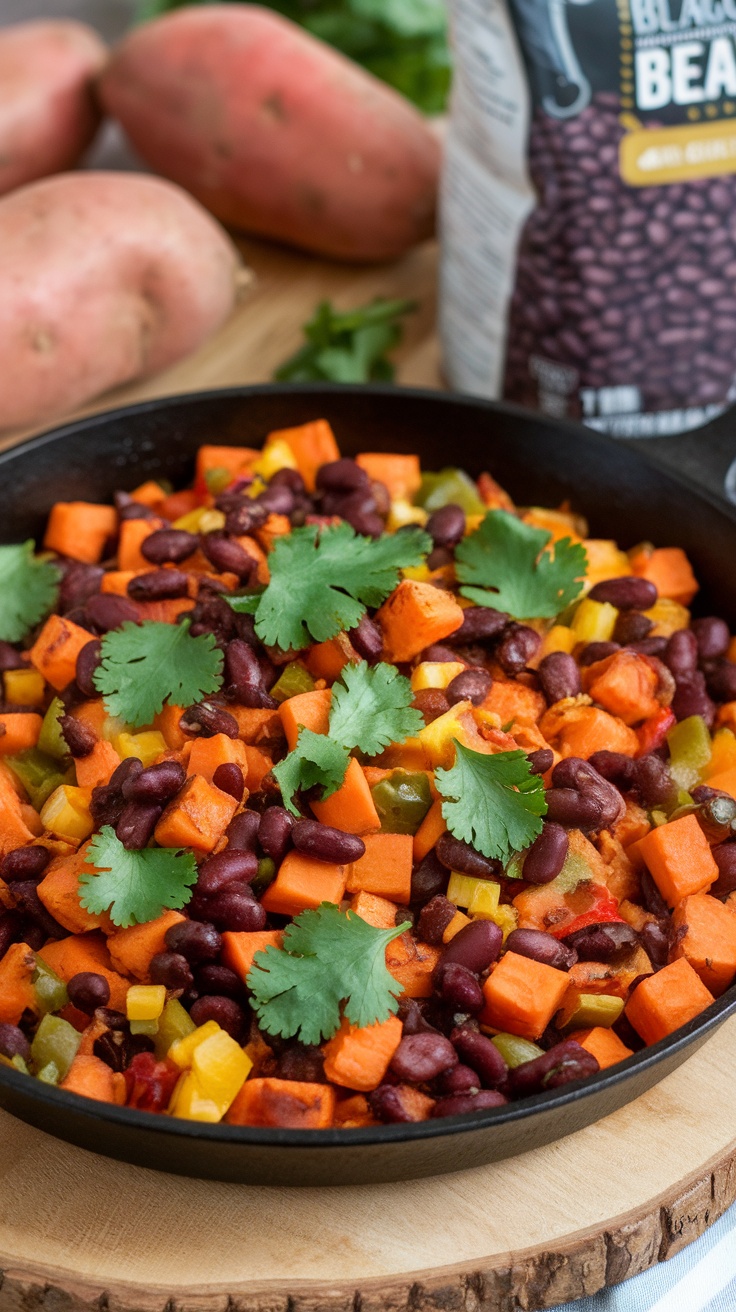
xmin=0 ymin=234 xmax=442 ymax=453
xmin=0 ymin=1016 xmax=735 ymax=1312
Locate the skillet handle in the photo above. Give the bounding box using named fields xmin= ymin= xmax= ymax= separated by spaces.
xmin=620 ymin=404 xmax=736 ymax=507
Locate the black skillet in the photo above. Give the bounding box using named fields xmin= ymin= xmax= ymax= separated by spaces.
xmin=0 ymin=383 xmax=735 ymax=1187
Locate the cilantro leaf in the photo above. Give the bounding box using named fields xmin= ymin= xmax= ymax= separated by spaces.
xmin=329 ymin=660 xmax=422 ymax=756
xmin=455 ymin=510 xmax=587 ymax=620
xmin=79 ymin=827 xmax=198 ymax=928
xmin=93 ymin=619 xmax=223 ymax=728
xmin=247 ymin=903 xmax=409 ymax=1043
xmin=0 ymin=542 xmax=60 ymax=643
xmin=272 ymin=728 xmax=350 ymax=817
xmin=234 ymin=521 xmax=431 ymax=652
xmin=435 ymin=743 xmax=547 ymax=865
xmin=275 ymin=298 xmax=416 ymax=384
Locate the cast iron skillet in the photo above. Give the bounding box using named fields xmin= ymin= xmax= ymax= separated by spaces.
xmin=0 ymin=383 xmax=735 ymax=1187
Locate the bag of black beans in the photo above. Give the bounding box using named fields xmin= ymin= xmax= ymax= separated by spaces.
xmin=440 ymin=0 xmax=736 ymax=435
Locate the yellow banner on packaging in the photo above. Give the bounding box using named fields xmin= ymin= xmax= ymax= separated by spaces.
xmin=620 ymin=119 xmax=736 ymax=186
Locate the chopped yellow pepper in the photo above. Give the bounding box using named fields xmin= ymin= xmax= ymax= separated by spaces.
xmin=127 ymin=984 xmax=167 ymax=1023
xmin=571 ymin=598 xmax=618 ymax=644
xmin=411 ymin=661 xmax=466 ymax=692
xmin=253 ymin=438 xmax=298 ymax=481
xmin=169 ymin=1020 xmax=221 ymax=1069
xmin=115 ymin=730 xmax=167 ymax=768
xmin=467 ymin=880 xmax=502 ymax=919
xmin=4 ymin=668 xmax=45 ymax=707
xmin=173 ymin=507 xmax=225 ymax=534
xmin=40 ymin=785 xmax=94 ymax=841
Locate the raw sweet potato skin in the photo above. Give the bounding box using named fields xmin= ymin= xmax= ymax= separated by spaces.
xmin=0 ymin=172 xmax=243 ymax=430
xmin=0 ymin=21 xmax=107 ymax=198
xmin=98 ymin=6 xmax=440 ymax=261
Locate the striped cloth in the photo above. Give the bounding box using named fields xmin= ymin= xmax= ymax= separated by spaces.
xmin=552 ymin=1202 xmax=736 ymax=1312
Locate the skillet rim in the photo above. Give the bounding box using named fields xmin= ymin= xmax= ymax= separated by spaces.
xmin=1 ymin=381 xmax=735 ymax=1153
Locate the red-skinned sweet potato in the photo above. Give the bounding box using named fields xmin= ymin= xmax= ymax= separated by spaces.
xmin=0 ymin=172 xmax=245 ymax=430
xmin=98 ymin=6 xmax=440 ymax=261
xmin=0 ymin=21 xmax=107 ymax=198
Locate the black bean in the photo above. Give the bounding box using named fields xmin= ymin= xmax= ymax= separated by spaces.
xmin=436 ymin=831 xmax=501 ymax=879
xmin=692 ymin=617 xmax=730 ymax=662
xmin=258 ymin=806 xmax=294 ymax=863
xmin=614 ymin=611 xmax=653 ymax=645
xmin=196 ymin=849 xmax=258 ymax=896
xmin=0 ymin=1022 xmax=30 ymax=1062
xmin=0 ymin=845 xmax=50 ymax=882
xmin=537 ymin=652 xmax=581 ymax=704
xmin=127 ymin=570 xmax=190 ymax=601
xmin=58 ymin=561 xmax=104 ymax=613
xmin=85 ymin=593 xmax=140 ymax=632
xmin=432 ymin=1089 xmax=508 ymax=1117
xmin=628 ymin=637 xmax=668 ymax=657
xmin=75 ymin=639 xmax=102 ymax=698
xmin=205 ymin=888 xmax=267 ymax=932
xmin=165 ymin=919 xmax=222 ymax=964
xmin=291 ymin=818 xmax=365 ymax=863
xmin=527 ymin=747 xmax=554 ymax=775
xmin=426 ymin=504 xmax=466 ymax=548
xmin=413 ymin=688 xmax=451 ymax=723
xmin=224 ymin=500 xmax=269 ymax=536
xmin=439 ymin=920 xmax=502 ymax=973
xmin=640 ymin=921 xmax=669 ymax=969
xmin=195 ymin=963 xmax=243 ymax=999
xmin=226 ymin=809 xmax=261 ymax=851
xmin=212 ymin=762 xmax=245 ymax=802
xmin=578 ymin=641 xmax=620 ymax=666
xmin=455 ymin=606 xmax=509 ymax=644
xmin=438 ymin=962 xmax=484 ymax=1013
xmin=523 ymin=823 xmax=568 ymax=884
xmin=348 ymin=613 xmax=383 ymax=662
xmin=116 ymin=802 xmax=161 ymax=850
xmin=563 ymin=921 xmax=639 ymax=960
xmin=544 ymin=787 xmax=609 ymax=830
xmin=270 ymin=468 xmax=306 ymax=496
xmin=390 ymin=1033 xmax=458 ymax=1082
xmin=257 ymin=482 xmax=296 ymax=516
xmin=149 ymin=951 xmax=194 ymax=990
xmin=180 ymin=701 xmax=240 ymax=739
xmin=201 ymin=533 xmax=256 ymax=580
xmin=640 ymin=870 xmax=670 ymax=919
xmin=141 ymin=529 xmax=199 ymax=565
xmin=316 ymin=458 xmax=369 ymax=493
xmin=67 ymin=972 xmax=111 ymax=1014
xmin=550 ymin=757 xmax=625 ymax=829
xmin=224 ymin=640 xmax=277 ymax=709
xmin=663 ymin=629 xmax=698 ymax=678
xmin=632 ymin=754 xmax=678 ymax=808
xmin=451 ymin=1028 xmax=508 ymax=1087
xmin=672 ymin=671 xmax=716 ymax=727
xmin=588 ymin=750 xmax=636 ymax=788
xmin=11 ymin=881 xmax=66 ymax=940
xmin=370 ymin=1084 xmax=429 ymax=1122
xmin=509 ymin=1040 xmax=599 ymax=1096
xmin=446 ymin=668 xmax=492 ymax=707
xmin=0 ymin=912 xmax=21 ymax=959
xmin=588 ymin=577 xmax=657 ymax=609
xmin=0 ymin=642 xmax=25 ymax=671
xmin=122 ymin=760 xmax=186 ymax=804
xmin=506 ymin=928 xmax=577 ymax=970
xmin=706 ymin=659 xmax=736 ymax=703
xmin=711 ymin=843 xmax=736 ymax=899
xmin=410 ymin=850 xmax=449 ymax=905
xmin=417 ymin=895 xmax=456 ymax=944
xmin=438 ymin=1063 xmax=480 ymax=1094
xmin=189 ymin=995 xmax=246 ymax=1040
xmin=496 ymin=624 xmax=541 ymax=674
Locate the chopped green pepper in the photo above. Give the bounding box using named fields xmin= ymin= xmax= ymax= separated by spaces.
xmin=36 ymin=1061 xmax=60 ymax=1085
xmin=559 ymin=993 xmax=624 ymax=1032
xmin=417 ymin=468 xmax=486 ymax=516
xmin=31 ymin=1014 xmax=81 ymax=1080
xmin=33 ymin=959 xmax=69 ymax=1015
xmin=667 ymin=715 xmax=712 ymax=791
xmin=371 ymin=769 xmax=432 ymax=834
xmin=130 ymin=1019 xmax=159 ymax=1037
xmin=154 ymin=997 xmax=196 ymax=1060
xmin=204 ymin=466 xmax=233 ymax=496
xmin=5 ymin=749 xmax=74 ymax=810
xmin=269 ymin=661 xmax=316 ymax=703
xmin=491 ymin=1033 xmax=545 ymax=1068
xmin=37 ymin=697 xmax=67 ymax=760
xmin=251 ymin=856 xmax=277 ymax=897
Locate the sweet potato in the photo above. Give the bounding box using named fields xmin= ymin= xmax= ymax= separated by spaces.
xmin=0 ymin=172 xmax=243 ymax=431
xmin=0 ymin=21 xmax=106 ymax=198
xmin=98 ymin=6 xmax=439 ymax=261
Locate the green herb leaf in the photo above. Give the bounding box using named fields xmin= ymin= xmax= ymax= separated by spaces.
xmin=0 ymin=542 xmax=60 ymax=643
xmin=93 ymin=619 xmax=223 ymax=727
xmin=330 ymin=660 xmax=422 ymax=755
xmin=233 ymin=521 xmax=431 ymax=652
xmin=455 ymin=510 xmax=588 ymax=620
xmin=275 ymin=298 xmax=416 ymax=384
xmin=80 ymin=827 xmax=198 ymax=928
xmin=247 ymin=903 xmax=409 ymax=1043
xmin=272 ymin=728 xmax=350 ymax=817
xmin=435 ymin=743 xmax=547 ymax=865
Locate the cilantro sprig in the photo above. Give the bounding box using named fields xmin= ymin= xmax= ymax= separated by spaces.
xmin=455 ymin=510 xmax=587 ymax=620
xmin=435 ymin=743 xmax=547 ymax=865
xmin=0 ymin=542 xmax=60 ymax=643
xmin=273 ymin=660 xmax=422 ymax=814
xmin=247 ymin=904 xmax=409 ymax=1043
xmin=275 ymin=297 xmax=416 ymax=384
xmin=80 ymin=827 xmax=198 ymax=928
xmin=93 ymin=619 xmax=224 ymax=728
xmin=229 ymin=521 xmax=431 ymax=652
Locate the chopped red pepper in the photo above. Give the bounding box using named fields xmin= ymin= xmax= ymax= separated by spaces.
xmin=547 ymin=884 xmax=623 ymax=939
xmin=636 ymin=706 xmax=676 ymax=758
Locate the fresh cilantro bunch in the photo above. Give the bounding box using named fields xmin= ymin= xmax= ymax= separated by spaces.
xmin=135 ymin=2 xmax=450 ymax=113
xmin=93 ymin=619 xmax=224 ymax=727
xmin=436 ymin=743 xmax=547 ymax=865
xmin=80 ymin=827 xmax=199 ymax=928
xmin=455 ymin=511 xmax=588 ymax=620
xmin=275 ymin=298 xmax=417 ymax=384
xmin=229 ymin=520 xmax=431 ymax=652
xmin=248 ymin=903 xmax=410 ymax=1043
xmin=0 ymin=542 xmax=60 ymax=643
xmin=273 ymin=660 xmax=422 ymax=813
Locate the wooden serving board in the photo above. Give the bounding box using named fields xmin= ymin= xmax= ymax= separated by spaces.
xmin=0 ymin=1017 xmax=734 ymax=1312
xmin=2 ymin=234 xmax=735 ymax=1310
